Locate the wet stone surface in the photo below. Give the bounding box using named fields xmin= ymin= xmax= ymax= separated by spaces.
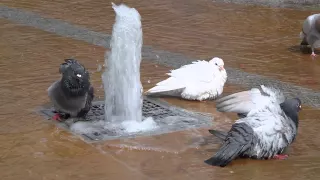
xmin=212 ymin=0 xmax=320 ymax=9
xmin=2 ymin=5 xmax=320 ymax=109
xmin=38 ymin=96 xmax=212 ymax=143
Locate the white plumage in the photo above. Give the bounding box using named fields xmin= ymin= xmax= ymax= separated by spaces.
xmin=217 ymin=85 xmax=285 ymax=117
xmin=145 ymin=57 xmax=227 ymax=101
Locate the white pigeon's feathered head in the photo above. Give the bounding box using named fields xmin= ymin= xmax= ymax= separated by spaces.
xmin=209 ymin=57 xmax=225 ymax=72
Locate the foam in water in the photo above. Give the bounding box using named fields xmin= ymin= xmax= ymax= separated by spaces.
xmin=70 ymin=121 xmax=103 ymax=135
xmin=101 ymin=3 xmax=157 ymax=132
xmin=121 ymin=117 xmax=158 ymax=133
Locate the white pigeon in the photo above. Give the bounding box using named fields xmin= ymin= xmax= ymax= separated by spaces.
xmin=205 ymin=85 xmax=302 ymax=167
xmin=300 ymin=13 xmax=320 ymax=57
xmin=145 ymin=57 xmax=227 ymax=101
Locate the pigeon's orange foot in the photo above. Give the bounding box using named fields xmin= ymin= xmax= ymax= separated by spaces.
xmin=311 ymin=52 xmax=318 ymax=58
xmin=273 ymin=154 xmax=289 ymax=160
xmin=53 ymin=113 xmax=62 ymax=121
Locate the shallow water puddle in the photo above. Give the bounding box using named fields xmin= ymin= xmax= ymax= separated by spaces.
xmin=37 ymin=96 xmax=212 ymax=143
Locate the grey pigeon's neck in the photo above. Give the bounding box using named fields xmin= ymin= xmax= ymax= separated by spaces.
xmin=280 ymin=102 xmax=299 ymax=128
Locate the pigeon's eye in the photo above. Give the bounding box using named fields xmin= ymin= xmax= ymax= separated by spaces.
xmin=215 ymin=63 xmax=218 ymax=65
xmin=298 ymin=105 xmax=302 ymax=110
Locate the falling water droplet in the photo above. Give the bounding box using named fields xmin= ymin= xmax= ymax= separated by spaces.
xmin=97 ymin=64 xmax=102 ymax=72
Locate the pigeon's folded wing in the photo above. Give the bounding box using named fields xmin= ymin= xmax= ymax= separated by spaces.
xmin=168 ymin=60 xmax=217 ymax=83
xmin=146 ymin=60 xmax=217 ymax=94
xmin=302 ymin=15 xmax=313 ymax=35
xmin=302 ymin=14 xmax=320 ymax=34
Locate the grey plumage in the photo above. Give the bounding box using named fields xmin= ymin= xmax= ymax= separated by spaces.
xmin=208 ymin=129 xmax=227 ymax=141
xmin=205 ymin=123 xmax=256 ymax=167
xmin=300 ymin=13 xmax=320 ymax=56
xmin=205 ymin=85 xmax=302 ymax=167
xmin=48 ymin=59 xmax=94 ymax=120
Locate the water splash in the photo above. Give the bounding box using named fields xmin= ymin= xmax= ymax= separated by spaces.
xmin=101 ymin=3 xmax=157 ymax=133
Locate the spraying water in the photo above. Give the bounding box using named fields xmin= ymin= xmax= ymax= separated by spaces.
xmin=69 ymin=3 xmax=211 ymax=138
xmin=101 ymin=3 xmax=157 ymax=132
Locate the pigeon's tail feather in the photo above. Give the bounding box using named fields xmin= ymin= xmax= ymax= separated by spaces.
xmin=205 ymin=123 xmax=254 ymax=167
xmin=145 ymin=88 xmax=185 ymax=97
xmin=208 ymin=129 xmax=227 ymax=140
xmin=204 ymin=142 xmax=244 ymax=167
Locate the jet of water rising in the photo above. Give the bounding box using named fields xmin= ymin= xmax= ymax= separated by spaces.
xmin=102 ymin=3 xmax=143 ymax=123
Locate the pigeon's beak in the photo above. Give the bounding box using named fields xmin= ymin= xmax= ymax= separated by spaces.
xmin=219 ymin=66 xmax=224 ymax=71
xmin=299 ymin=105 xmax=302 ymax=110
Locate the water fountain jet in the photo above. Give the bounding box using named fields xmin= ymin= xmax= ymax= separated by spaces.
xmin=102 ymin=3 xmax=157 ymax=133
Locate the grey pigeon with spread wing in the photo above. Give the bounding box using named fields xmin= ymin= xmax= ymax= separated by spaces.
xmin=300 ymin=13 xmax=320 ymax=57
xmin=204 ymin=85 xmax=302 ymax=167
xmin=48 ymin=59 xmax=94 ymax=121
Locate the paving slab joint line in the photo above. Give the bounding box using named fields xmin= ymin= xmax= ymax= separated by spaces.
xmin=1 ymin=5 xmax=320 ymax=108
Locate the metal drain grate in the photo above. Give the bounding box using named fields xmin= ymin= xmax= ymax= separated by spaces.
xmin=38 ymin=96 xmax=213 ymax=143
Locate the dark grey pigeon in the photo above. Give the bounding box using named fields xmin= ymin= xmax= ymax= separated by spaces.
xmin=300 ymin=13 xmax=320 ymax=57
xmin=204 ymin=85 xmax=302 ymax=167
xmin=48 ymin=59 xmax=94 ymax=121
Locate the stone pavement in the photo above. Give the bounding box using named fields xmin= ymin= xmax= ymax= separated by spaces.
xmin=213 ymin=0 xmax=320 ymax=9
xmin=1 ymin=5 xmax=320 ymax=108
